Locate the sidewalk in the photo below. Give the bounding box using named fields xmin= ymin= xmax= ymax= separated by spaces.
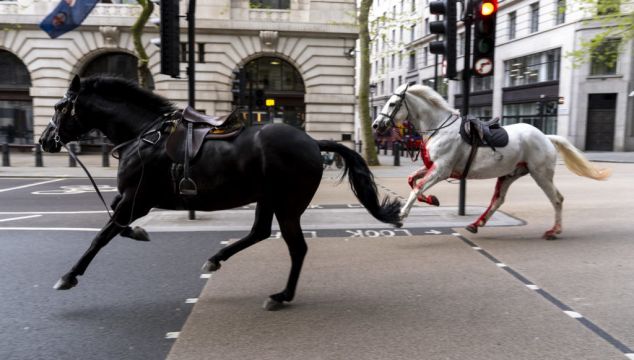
xmin=1 ymin=150 xmax=633 ymax=179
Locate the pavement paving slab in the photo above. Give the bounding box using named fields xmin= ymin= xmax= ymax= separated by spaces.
xmin=166 ymin=236 xmax=624 ymax=360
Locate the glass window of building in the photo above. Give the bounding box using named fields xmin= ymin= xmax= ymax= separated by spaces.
xmin=408 ymin=51 xmax=416 ymax=71
xmin=423 ymin=47 xmax=428 ymax=67
xmin=504 ymin=48 xmax=561 ymax=87
xmin=597 ymin=0 xmax=620 ymax=15
xmin=556 ymin=0 xmax=566 ymax=25
xmin=0 ymin=50 xmax=32 ymax=144
xmin=503 ymin=101 xmax=558 ymax=134
xmin=590 ymin=38 xmax=620 ymax=75
xmin=250 ymin=0 xmax=290 ymax=9
xmin=508 ymin=11 xmax=517 ymax=40
xmin=530 ymin=3 xmax=539 ymax=33
xmin=422 ymin=77 xmax=448 ymax=98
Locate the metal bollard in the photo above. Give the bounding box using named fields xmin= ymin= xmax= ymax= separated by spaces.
xmin=68 ymin=143 xmax=77 ymax=167
xmin=383 ymin=142 xmax=388 ymax=155
xmin=189 ymin=210 xmax=196 ymax=220
xmin=2 ymin=143 xmax=9 ymax=167
xmin=357 ymin=140 xmax=362 ymax=153
xmin=101 ymin=143 xmax=110 ymax=167
xmin=35 ymin=144 xmax=43 ymax=167
xmin=393 ymin=142 xmax=400 ymax=166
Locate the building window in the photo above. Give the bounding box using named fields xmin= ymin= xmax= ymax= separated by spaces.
xmin=391 ymin=53 xmax=396 ymax=69
xmin=458 ymin=32 xmax=465 ymax=56
xmin=392 ymin=29 xmax=396 ymax=43
xmin=198 ymin=43 xmax=206 ymax=63
xmin=400 ymin=26 xmax=404 ymax=43
xmin=504 ymin=48 xmax=561 ymax=87
xmin=410 ymin=25 xmax=416 ymax=42
xmin=0 ymin=50 xmax=33 ymax=145
xmin=399 ymin=51 xmax=403 ymax=67
xmin=411 ymin=0 xmax=415 ymax=12
xmin=408 ymin=51 xmax=416 ymax=71
xmin=423 ymin=47 xmax=428 ymax=67
xmin=380 ymin=81 xmax=385 ymax=95
xmin=597 ymin=0 xmax=620 ymax=15
xmin=590 ymin=38 xmax=620 ymax=75
xmin=555 ymin=0 xmax=566 ymax=25
xmin=422 ymin=77 xmax=448 ymax=97
xmin=503 ymin=102 xmax=558 ymax=134
xmin=530 ymin=3 xmax=539 ymax=33
xmin=472 ymin=75 xmax=493 ymax=92
xmin=424 ymin=18 xmax=429 ymax=36
xmin=398 ymin=75 xmax=403 ymax=87
xmin=250 ymin=0 xmax=290 ymax=9
xmin=390 ymin=78 xmax=395 ymax=93
xmin=508 ymin=12 xmax=517 ymax=39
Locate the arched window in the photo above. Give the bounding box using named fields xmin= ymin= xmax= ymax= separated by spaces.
xmin=237 ymin=56 xmax=305 ymax=130
xmin=0 ymin=50 xmax=33 ymax=144
xmin=79 ymin=52 xmax=153 ymax=147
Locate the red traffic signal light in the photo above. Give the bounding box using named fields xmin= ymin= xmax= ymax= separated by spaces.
xmin=478 ymin=0 xmax=498 ymax=16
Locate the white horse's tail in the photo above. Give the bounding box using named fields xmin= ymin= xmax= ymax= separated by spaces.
xmin=547 ymin=135 xmax=612 ymax=180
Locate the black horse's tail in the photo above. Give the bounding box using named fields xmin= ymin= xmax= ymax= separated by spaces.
xmin=318 ymin=140 xmax=402 ymax=226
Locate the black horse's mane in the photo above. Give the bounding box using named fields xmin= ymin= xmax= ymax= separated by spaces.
xmin=80 ymin=76 xmax=177 ymax=115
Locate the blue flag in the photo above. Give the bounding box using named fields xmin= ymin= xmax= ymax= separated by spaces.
xmin=39 ymin=0 xmax=99 ymax=39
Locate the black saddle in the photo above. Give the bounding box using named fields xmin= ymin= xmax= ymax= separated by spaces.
xmin=459 ymin=116 xmax=508 ymax=150
xmin=165 ymin=106 xmax=244 ymax=196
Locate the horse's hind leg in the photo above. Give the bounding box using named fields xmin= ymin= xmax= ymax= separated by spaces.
xmin=466 ymin=166 xmax=528 ymax=233
xmin=202 ymin=202 xmax=274 ymax=272
xmin=530 ymin=170 xmax=564 ymax=240
xmin=263 ymin=215 xmax=307 ymax=311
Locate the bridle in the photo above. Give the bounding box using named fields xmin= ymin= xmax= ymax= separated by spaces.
xmin=48 ymin=92 xmax=80 ymax=145
xmin=378 ymin=84 xmax=411 ymax=131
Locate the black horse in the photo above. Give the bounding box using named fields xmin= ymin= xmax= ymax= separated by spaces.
xmin=39 ymin=75 xmax=401 ymax=309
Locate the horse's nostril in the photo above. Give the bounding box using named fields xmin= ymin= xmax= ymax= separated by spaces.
xmin=372 ymin=124 xmax=378 ymax=129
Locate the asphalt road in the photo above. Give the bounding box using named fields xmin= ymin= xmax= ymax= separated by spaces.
xmin=0 ymin=178 xmax=225 ymax=360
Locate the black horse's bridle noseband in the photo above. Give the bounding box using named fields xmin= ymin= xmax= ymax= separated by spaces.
xmin=378 ymin=84 xmax=411 ymax=131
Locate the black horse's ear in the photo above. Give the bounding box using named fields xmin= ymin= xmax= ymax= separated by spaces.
xmin=70 ymin=75 xmax=81 ymax=92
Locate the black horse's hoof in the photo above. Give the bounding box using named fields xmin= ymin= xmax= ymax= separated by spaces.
xmin=465 ymin=224 xmax=478 ymax=233
xmin=429 ymin=195 xmax=440 ymax=207
xmin=262 ymin=297 xmax=285 ymax=311
xmin=201 ymin=260 xmax=221 ymax=272
xmin=53 ymin=276 xmax=78 ymax=290
xmin=121 ymin=226 xmax=150 ymax=242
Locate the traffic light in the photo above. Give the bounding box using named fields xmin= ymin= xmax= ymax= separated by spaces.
xmin=429 ymin=0 xmax=457 ymax=79
xmin=472 ymin=0 xmax=498 ymax=77
xmin=231 ymin=67 xmax=247 ymax=106
xmin=153 ymin=0 xmax=180 ymax=78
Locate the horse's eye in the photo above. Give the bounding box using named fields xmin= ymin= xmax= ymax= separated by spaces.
xmin=60 ymin=107 xmax=68 ymax=114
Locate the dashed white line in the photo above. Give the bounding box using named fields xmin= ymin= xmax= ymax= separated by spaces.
xmin=564 ymin=311 xmax=583 ymax=319
xmin=472 ymin=246 xmax=482 ymax=250
xmin=185 ymin=298 xmax=198 ymax=304
xmin=200 ymin=274 xmax=212 ymax=279
xmin=0 ymin=215 xmax=42 ymax=223
xmin=526 ymin=284 xmax=540 ymax=290
xmin=165 ymin=332 xmax=180 ymax=339
xmin=495 ymin=263 xmax=507 ymax=268
xmin=624 ymin=353 xmax=634 ymax=360
xmin=0 ymin=179 xmax=64 ymax=193
xmin=0 ymin=227 xmax=100 ymax=231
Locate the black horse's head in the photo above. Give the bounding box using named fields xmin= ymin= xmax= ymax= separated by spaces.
xmin=39 ymin=75 xmax=91 ymax=153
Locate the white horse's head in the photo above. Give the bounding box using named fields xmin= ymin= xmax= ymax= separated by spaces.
xmin=372 ymin=83 xmax=459 ymax=133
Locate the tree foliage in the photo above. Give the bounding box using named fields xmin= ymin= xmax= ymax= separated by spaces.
xmin=131 ymin=0 xmax=155 ymax=89
xmin=567 ymin=0 xmax=634 ymax=67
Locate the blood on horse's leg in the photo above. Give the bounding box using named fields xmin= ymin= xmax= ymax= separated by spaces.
xmin=407 ymin=168 xmax=427 ymax=188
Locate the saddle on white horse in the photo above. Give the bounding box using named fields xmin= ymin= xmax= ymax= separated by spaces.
xmin=459 ymin=116 xmax=509 ymax=151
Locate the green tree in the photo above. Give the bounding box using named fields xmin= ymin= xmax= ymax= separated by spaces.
xmin=131 ymin=0 xmax=155 ymax=88
xmin=358 ymin=0 xmax=379 ymax=165
xmin=567 ymin=0 xmax=634 ymax=67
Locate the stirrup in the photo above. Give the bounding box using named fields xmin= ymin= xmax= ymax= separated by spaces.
xmin=179 ymin=177 xmax=198 ymax=196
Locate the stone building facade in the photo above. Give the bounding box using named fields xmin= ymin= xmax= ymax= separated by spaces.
xmin=0 ymin=0 xmax=358 ymax=145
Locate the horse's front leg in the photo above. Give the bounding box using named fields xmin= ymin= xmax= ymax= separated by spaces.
xmin=400 ymin=164 xmax=450 ymax=221
xmin=54 ymin=195 xmax=151 ymax=290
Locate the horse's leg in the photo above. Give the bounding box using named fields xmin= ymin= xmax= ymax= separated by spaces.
xmin=202 ymin=202 xmax=274 ymax=272
xmin=530 ymin=170 xmax=564 ymax=240
xmin=54 ymin=195 xmax=151 ymax=290
xmin=264 ymin=215 xmax=307 ymax=311
xmin=407 ymin=167 xmax=440 ymax=205
xmin=400 ymin=164 xmax=450 ymax=220
xmin=466 ymin=166 xmax=529 ymax=233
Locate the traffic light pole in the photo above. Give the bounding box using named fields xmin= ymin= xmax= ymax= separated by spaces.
xmin=459 ymin=0 xmax=473 ymax=216
xmin=187 ymin=0 xmax=196 ymax=220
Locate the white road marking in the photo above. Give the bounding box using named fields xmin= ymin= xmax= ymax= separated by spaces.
xmin=185 ymin=298 xmax=198 ymax=304
xmin=624 ymin=353 xmax=634 ymax=360
xmin=200 ymin=274 xmax=212 ymax=279
xmin=564 ymin=311 xmax=583 ymax=319
xmin=0 ymin=211 xmax=108 ymax=215
xmin=0 ymin=179 xmax=64 ymax=193
xmin=0 ymin=227 xmax=100 ymax=232
xmin=165 ymin=332 xmax=180 ymax=339
xmin=0 ymin=215 xmax=42 ymax=223
xmin=472 ymin=246 xmax=482 ymax=250
xmin=495 ymin=263 xmax=507 ymax=268
xmin=526 ymin=284 xmax=540 ymax=290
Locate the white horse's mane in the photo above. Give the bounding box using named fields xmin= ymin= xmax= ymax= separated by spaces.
xmin=404 ymin=84 xmax=460 ymax=115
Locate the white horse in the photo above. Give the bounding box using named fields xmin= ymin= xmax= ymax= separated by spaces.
xmin=372 ymin=84 xmax=611 ymax=239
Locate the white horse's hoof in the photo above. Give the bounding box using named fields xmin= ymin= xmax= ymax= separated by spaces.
xmin=262 ymin=297 xmax=285 ymax=311
xmin=201 ymin=260 xmax=221 ymax=272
